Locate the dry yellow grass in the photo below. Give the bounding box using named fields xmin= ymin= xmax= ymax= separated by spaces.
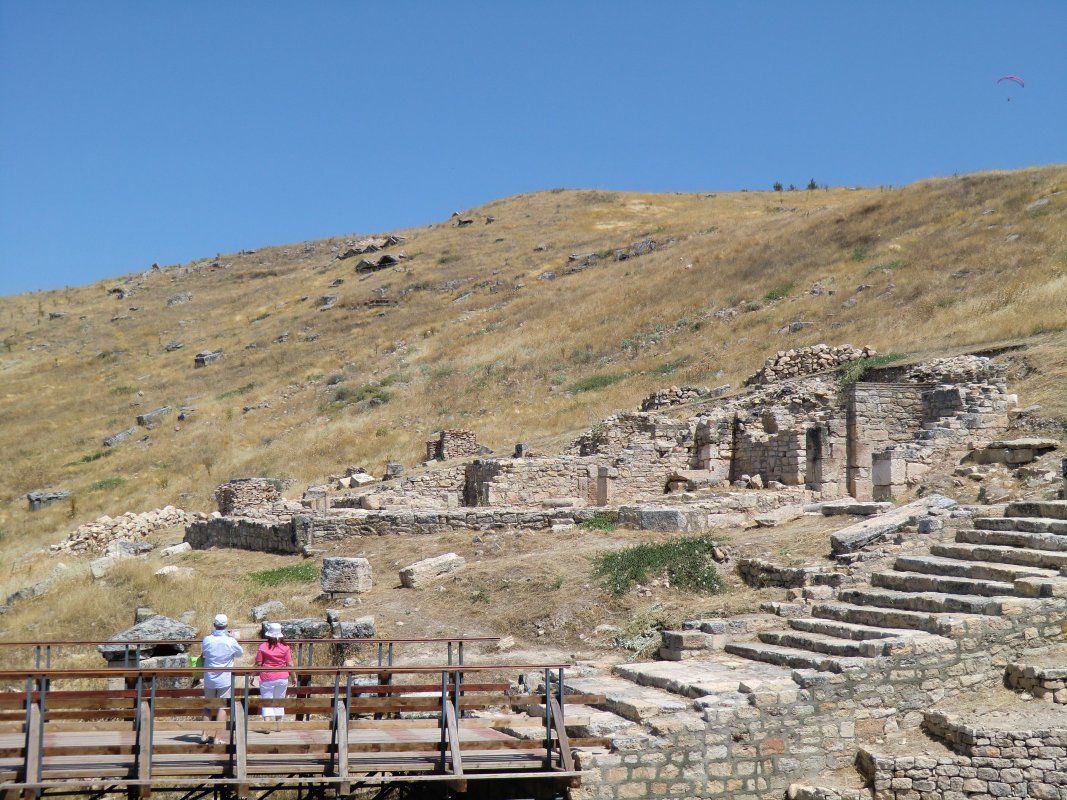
xmin=1 ymin=165 xmax=1066 ymax=643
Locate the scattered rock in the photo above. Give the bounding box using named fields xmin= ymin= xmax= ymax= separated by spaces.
xmin=399 ymin=553 xmax=466 ymax=588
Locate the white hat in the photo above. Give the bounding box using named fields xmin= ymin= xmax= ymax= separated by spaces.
xmin=213 ymin=613 xmax=228 ymax=628
xmin=266 ymin=622 xmax=283 ymax=639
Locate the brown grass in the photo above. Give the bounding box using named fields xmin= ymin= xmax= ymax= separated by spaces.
xmin=1 ymin=165 xmax=1066 ymax=644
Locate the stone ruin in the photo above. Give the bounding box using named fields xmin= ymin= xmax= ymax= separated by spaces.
xmin=171 ymin=343 xmax=1067 ymax=800
xmin=424 ymin=428 xmax=483 ymax=462
xmin=183 ymin=347 xmax=1029 ymax=555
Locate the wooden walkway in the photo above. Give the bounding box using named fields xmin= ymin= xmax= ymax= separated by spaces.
xmin=0 ymin=656 xmax=604 ymax=798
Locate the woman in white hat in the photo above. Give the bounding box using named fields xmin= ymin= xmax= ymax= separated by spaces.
xmin=254 ymin=623 xmax=293 ymax=731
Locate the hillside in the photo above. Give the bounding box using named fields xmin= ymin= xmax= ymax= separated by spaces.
xmin=2 ymin=165 xmax=1066 ymax=647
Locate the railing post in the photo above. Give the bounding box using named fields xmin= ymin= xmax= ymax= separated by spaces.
xmin=543 ymin=668 xmax=552 ymax=769
xmin=438 ymin=670 xmax=447 ymax=773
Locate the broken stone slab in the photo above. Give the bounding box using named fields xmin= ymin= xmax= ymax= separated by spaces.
xmin=334 ymin=616 xmax=375 ymax=639
xmin=250 ymin=600 xmax=285 ymax=623
xmin=320 ymin=557 xmax=372 ymax=594
xmin=154 ymin=565 xmax=194 ymax=579
xmin=27 ymin=490 xmax=71 ymax=511
xmin=167 ymin=292 xmax=193 ymax=306
xmin=104 ymin=427 xmax=137 ymax=447
xmin=819 ymin=501 xmax=893 ymax=517
xmin=830 ymin=494 xmax=958 ymax=555
xmin=104 ymin=539 xmax=154 ymax=558
xmin=98 ymin=615 xmax=196 ymax=661
xmin=136 ymin=406 xmax=172 ymax=427
xmin=753 ymin=505 xmax=805 ymax=528
xmin=399 ymin=553 xmax=466 ymax=588
xmin=164 ymin=340 xmax=184 ymax=352
xmin=193 ymin=350 xmax=223 ymax=368
xmin=965 ymin=437 xmax=1059 ymax=466
xmin=276 ymin=618 xmax=331 ymax=639
xmin=617 ymin=506 xmax=714 ymax=534
xmin=160 ymin=542 xmax=192 ymax=558
xmin=90 ymin=556 xmax=117 ymax=580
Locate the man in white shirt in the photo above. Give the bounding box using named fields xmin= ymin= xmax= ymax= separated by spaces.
xmin=200 ymin=613 xmax=244 ymax=744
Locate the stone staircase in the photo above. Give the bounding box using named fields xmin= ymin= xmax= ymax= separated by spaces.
xmin=546 ymin=499 xmax=1067 ymax=800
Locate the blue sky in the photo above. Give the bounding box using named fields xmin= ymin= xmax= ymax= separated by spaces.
xmin=1 ymin=1 xmax=1064 ymax=295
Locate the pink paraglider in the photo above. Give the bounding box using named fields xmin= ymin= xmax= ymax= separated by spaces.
xmin=997 ymin=75 xmax=1025 ymax=88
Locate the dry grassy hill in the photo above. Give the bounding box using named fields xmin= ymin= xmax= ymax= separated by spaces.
xmin=1 ymin=165 xmax=1066 ymax=650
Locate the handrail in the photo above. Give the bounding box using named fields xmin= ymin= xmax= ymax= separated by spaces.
xmin=0 ymin=636 xmax=501 ymax=647
xmin=0 ymin=662 xmax=569 ymax=680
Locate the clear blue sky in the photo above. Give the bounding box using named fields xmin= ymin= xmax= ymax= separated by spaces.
xmin=1 ymin=1 xmax=1064 ymax=296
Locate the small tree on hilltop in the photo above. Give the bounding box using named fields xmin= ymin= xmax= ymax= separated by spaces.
xmin=773 ymin=181 xmax=783 ymax=193
xmin=806 ymin=178 xmax=818 ymax=191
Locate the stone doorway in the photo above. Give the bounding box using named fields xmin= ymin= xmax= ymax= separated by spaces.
xmin=805 ymin=427 xmax=824 ymax=490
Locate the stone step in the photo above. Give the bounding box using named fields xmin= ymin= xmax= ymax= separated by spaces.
xmin=812 ymin=602 xmax=986 ymax=638
xmin=758 ymin=629 xmax=881 ymax=657
xmin=931 ymin=542 xmax=1067 ymax=571
xmin=974 ymin=517 xmax=1067 ymax=534
xmin=787 ymin=617 xmax=912 ymax=641
xmin=516 ymin=702 xmax=636 ymax=738
xmin=562 ymin=674 xmax=692 ymax=723
xmin=895 ymin=554 xmax=1061 ymax=582
xmin=838 ymin=587 xmax=1008 ymax=615
xmin=724 ymin=641 xmax=870 ymax=673
xmin=1005 ymin=500 xmax=1067 ymax=521
xmin=871 ymin=570 xmax=1016 ymax=597
xmin=613 ymin=655 xmax=795 ymax=699
xmin=956 ymin=528 xmax=1067 ymax=553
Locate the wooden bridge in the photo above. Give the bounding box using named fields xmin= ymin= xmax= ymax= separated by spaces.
xmin=0 ymin=638 xmax=605 ymax=799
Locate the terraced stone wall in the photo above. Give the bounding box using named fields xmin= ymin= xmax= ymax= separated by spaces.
xmin=573 ymin=598 xmax=1067 ymax=800
xmin=185 ymin=508 xmax=597 ymax=552
xmin=859 ymin=712 xmax=1067 ymax=800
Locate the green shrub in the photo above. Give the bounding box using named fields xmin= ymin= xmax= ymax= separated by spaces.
xmin=592 ymin=536 xmax=726 ymax=597
xmin=763 ymin=282 xmax=796 ymax=302
xmin=850 ymin=246 xmax=868 ymax=262
xmin=87 ymin=476 xmax=125 ymax=492
xmin=109 ymin=385 xmax=137 ymax=395
xmin=334 ymin=383 xmax=393 ymax=406
xmin=249 ymin=561 xmax=319 ymax=587
xmin=653 ymin=357 xmax=691 ymax=376
xmin=865 ymin=259 xmax=906 ymax=276
xmin=471 ymin=588 xmax=491 ymax=604
xmin=326 ymin=374 xmax=345 ymax=386
xmin=250 ymin=312 xmax=270 ymax=323
xmin=837 ymin=353 xmax=908 ymax=386
xmin=581 ymin=512 xmax=618 ymax=532
xmin=568 ymin=373 xmax=625 ymax=394
xmin=65 ymin=450 xmax=114 ymax=467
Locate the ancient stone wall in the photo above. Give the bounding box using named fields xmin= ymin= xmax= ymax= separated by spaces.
xmin=747 ymin=344 xmax=873 ymax=386
xmin=464 ymin=457 xmax=602 ymax=506
xmin=185 ymin=507 xmax=597 ymax=553
xmin=573 ymin=596 xmax=1067 ymax=800
xmin=359 ymin=466 xmax=468 ymax=508
xmin=1004 ymin=661 xmax=1067 ymax=703
xmin=861 ymin=711 xmax=1067 ymax=800
xmin=847 ymin=384 xmax=930 ymax=500
xmin=215 ymin=478 xmax=280 ymax=516
xmin=424 ymin=429 xmax=482 ymax=462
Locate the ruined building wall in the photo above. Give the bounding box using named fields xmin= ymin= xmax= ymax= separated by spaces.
xmin=846 ymin=383 xmax=928 ymax=500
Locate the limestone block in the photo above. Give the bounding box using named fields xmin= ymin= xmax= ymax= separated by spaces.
xmin=160 ymin=542 xmax=192 ymax=558
xmin=90 ymin=556 xmax=116 ymax=580
xmin=250 ymin=600 xmax=285 ymax=622
xmin=321 ymin=557 xmax=372 ymax=594
xmin=399 ymin=553 xmax=466 ymax=588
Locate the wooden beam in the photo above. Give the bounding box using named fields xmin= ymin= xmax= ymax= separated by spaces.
xmin=233 ymin=704 xmax=248 ymax=799
xmin=21 ymin=703 xmax=40 ymax=800
xmin=335 ymin=701 xmax=350 ymax=797
xmin=136 ymin=701 xmax=152 ymax=799
xmin=549 ymin=697 xmax=574 ymax=773
xmin=443 ymin=701 xmax=464 ymax=781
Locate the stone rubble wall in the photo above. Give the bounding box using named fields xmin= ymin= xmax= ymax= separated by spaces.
xmin=904 ymin=355 xmax=1006 ymax=385
xmin=465 ymin=457 xmax=602 ymax=506
xmin=747 ymin=344 xmax=874 ymax=386
xmin=51 ymin=506 xmax=196 ymax=554
xmin=641 ymin=385 xmax=713 ymax=411
xmin=1004 ymin=662 xmax=1067 ymax=703
xmin=215 ymin=478 xmax=280 ymax=516
xmin=573 ymin=596 xmax=1067 ymax=800
xmin=424 ymin=428 xmax=482 ymax=462
xmin=185 ymin=507 xmax=600 ymax=553
xmin=349 ymin=466 xmax=468 ymax=508
xmin=860 ymin=711 xmax=1067 ymax=800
